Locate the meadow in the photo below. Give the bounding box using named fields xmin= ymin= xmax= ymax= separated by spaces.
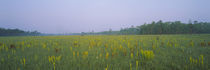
xmin=0 ymin=35 xmax=209 ymax=70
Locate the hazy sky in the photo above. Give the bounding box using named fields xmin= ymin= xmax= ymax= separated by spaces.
xmin=0 ymin=0 xmax=210 ymax=33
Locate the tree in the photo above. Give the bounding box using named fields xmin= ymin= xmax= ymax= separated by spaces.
xmin=0 ymin=28 xmax=40 ymax=36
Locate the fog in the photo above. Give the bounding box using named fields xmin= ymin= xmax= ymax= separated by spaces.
xmin=0 ymin=0 xmax=210 ymax=33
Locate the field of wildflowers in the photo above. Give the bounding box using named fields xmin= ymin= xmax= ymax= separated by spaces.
xmin=0 ymin=35 xmax=209 ymax=70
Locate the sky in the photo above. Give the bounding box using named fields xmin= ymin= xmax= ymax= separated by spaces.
xmin=0 ymin=0 xmax=210 ymax=34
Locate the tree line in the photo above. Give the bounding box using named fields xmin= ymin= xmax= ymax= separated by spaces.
xmin=1 ymin=20 xmax=210 ymax=36
xmin=85 ymin=20 xmax=210 ymax=35
xmin=0 ymin=28 xmax=40 ymax=36
xmin=137 ymin=20 xmax=210 ymax=34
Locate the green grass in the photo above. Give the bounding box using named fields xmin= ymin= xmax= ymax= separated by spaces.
xmin=0 ymin=34 xmax=209 ymax=70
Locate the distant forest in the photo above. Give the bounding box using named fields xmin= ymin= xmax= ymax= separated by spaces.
xmin=0 ymin=28 xmax=40 ymax=36
xmin=84 ymin=20 xmax=210 ymax=35
xmin=1 ymin=20 xmax=210 ymax=36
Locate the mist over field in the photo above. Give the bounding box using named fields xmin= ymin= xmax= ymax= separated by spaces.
xmin=1 ymin=0 xmax=210 ymax=34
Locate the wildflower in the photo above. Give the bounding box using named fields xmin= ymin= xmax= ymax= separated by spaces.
xmin=21 ymin=41 xmax=24 ymax=46
xmin=136 ymin=50 xmax=139 ymax=57
xmin=48 ymin=56 xmax=57 ymax=70
xmin=136 ymin=61 xmax=138 ymax=70
xmin=141 ymin=50 xmax=154 ymax=60
xmin=83 ymin=51 xmax=88 ymax=56
xmin=131 ymin=53 xmax=133 ymax=59
xmin=70 ymin=47 xmax=72 ymax=51
xmin=190 ymin=56 xmax=192 ymax=64
xmin=119 ymin=45 xmax=123 ymax=51
xmin=128 ymin=42 xmax=130 ymax=48
xmin=12 ymin=50 xmax=16 ymax=54
xmin=21 ymin=57 xmax=26 ymax=66
xmin=105 ymin=64 xmax=109 ymax=70
xmin=83 ymin=51 xmax=88 ymax=59
xmin=130 ymin=63 xmax=132 ymax=70
xmin=56 ymin=56 xmax=62 ymax=61
xmin=42 ymin=44 xmax=46 ymax=48
xmin=74 ymin=41 xmax=78 ymax=47
xmin=73 ymin=51 xmax=76 ymax=57
xmin=199 ymin=55 xmax=204 ymax=65
xmin=106 ymin=52 xmax=109 ymax=59
xmin=77 ymin=52 xmax=79 ymax=57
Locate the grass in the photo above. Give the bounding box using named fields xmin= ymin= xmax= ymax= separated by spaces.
xmin=0 ymin=34 xmax=209 ymax=70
